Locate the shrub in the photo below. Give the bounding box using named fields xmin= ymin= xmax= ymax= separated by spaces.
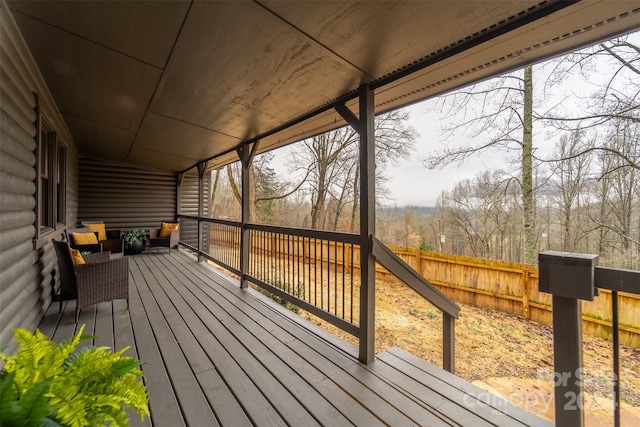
xmin=0 ymin=325 xmax=149 ymax=427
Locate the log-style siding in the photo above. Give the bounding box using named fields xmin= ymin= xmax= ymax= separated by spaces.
xmin=0 ymin=4 xmax=78 ymax=351
xmin=78 ymin=157 xmax=177 ymax=231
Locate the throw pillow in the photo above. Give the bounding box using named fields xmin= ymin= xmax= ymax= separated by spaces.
xmin=159 ymin=222 xmax=179 ymax=238
xmin=72 ymin=232 xmax=99 ymax=245
xmin=85 ymin=223 xmax=107 ymax=241
xmin=70 ymin=248 xmax=86 ymax=265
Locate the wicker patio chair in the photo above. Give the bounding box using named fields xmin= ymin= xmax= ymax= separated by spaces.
xmin=148 ymin=221 xmax=180 ymax=252
xmin=52 ymin=240 xmax=129 ymax=322
xmin=81 ymin=220 xmax=125 ymax=254
xmin=65 ymin=227 xmax=103 ymax=253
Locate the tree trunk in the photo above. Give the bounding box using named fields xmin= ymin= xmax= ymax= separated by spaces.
xmin=522 ymin=65 xmax=536 ymax=265
xmin=227 ymin=164 xmax=256 ymax=222
xmin=210 ymin=169 xmax=220 ymax=217
xmin=310 ymin=169 xmax=326 ymax=229
xmin=350 ymin=161 xmax=360 ymax=233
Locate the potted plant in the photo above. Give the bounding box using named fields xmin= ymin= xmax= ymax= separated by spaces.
xmin=0 ymin=325 xmax=149 ymax=426
xmin=123 ymin=228 xmax=148 ymax=255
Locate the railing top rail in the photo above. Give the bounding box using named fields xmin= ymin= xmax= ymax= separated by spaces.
xmin=247 ymin=223 xmax=360 ymax=244
xmin=178 ymin=215 xmax=241 ymax=228
xmin=595 ymin=266 xmax=640 ymax=295
xmin=372 ymin=236 xmax=460 ymax=318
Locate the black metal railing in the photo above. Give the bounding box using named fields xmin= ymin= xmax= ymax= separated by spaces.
xmin=246 ymin=224 xmax=360 ymax=336
xmin=177 ymin=214 xmax=460 ymax=370
xmin=203 ymin=218 xmax=241 ymax=274
xmin=178 ymin=216 xmax=241 ymax=275
xmin=595 ymin=266 xmax=640 ymax=427
xmin=539 ymin=251 xmax=640 ymax=427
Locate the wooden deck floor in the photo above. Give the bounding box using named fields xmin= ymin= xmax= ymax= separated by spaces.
xmin=38 ymin=250 xmax=552 ymax=427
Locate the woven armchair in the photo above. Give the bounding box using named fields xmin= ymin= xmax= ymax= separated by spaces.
xmin=65 ymin=227 xmax=103 ymax=253
xmin=148 ymin=222 xmax=180 ymax=252
xmin=81 ymin=220 xmax=125 ymax=255
xmin=53 ymin=240 xmax=129 ymax=322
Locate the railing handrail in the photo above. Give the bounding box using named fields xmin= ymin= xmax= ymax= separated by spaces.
xmin=371 ymin=236 xmax=460 ymax=318
xmin=178 ymin=214 xmax=241 ymax=229
xmin=595 ymin=266 xmax=640 ymax=294
xmin=371 ymin=236 xmax=459 ymax=373
xmin=247 ymin=223 xmax=360 ymax=244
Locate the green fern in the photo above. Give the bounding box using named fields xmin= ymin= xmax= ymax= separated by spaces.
xmin=0 ymin=325 xmax=149 ymax=427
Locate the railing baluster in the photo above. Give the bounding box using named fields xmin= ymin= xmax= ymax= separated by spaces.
xmin=314 ymin=238 xmax=317 ymax=306
xmin=341 ymin=242 xmax=345 ymax=319
xmin=296 ymin=236 xmax=304 ymax=298
xmin=320 ymin=239 xmax=324 ymax=310
xmin=350 ymin=243 xmax=354 ymax=323
xmin=185 ymin=218 xmax=462 ymax=353
xmin=334 ymin=240 xmax=338 ymax=316
xmin=613 ymin=290 xmax=620 ymax=427
xmin=287 ymin=234 xmax=291 ymax=294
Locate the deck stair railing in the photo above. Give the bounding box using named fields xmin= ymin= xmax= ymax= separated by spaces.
xmin=371 ymin=236 xmax=460 ymax=372
xmin=539 ymin=251 xmax=640 ymax=427
xmin=178 ymin=215 xmax=461 ymax=371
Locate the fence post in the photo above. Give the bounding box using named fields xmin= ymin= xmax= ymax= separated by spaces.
xmin=539 ymin=251 xmax=598 ymax=427
xmin=522 ymin=267 xmax=530 ymax=320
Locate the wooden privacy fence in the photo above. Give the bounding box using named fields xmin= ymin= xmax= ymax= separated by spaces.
xmin=386 ymin=246 xmax=640 ymax=348
xmin=207 ymin=228 xmax=640 ymax=347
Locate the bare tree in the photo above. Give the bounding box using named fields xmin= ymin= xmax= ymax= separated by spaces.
xmin=438 ymin=171 xmax=517 ymax=260
xmin=217 ymin=152 xmax=310 ymax=224
xmin=547 ymin=130 xmax=593 ymax=251
xmin=423 ymin=65 xmax=538 ymax=264
xmin=289 ymin=110 xmax=417 ymax=231
xmin=542 ymin=35 xmax=640 ymax=171
xmin=592 ymin=121 xmax=640 ymax=267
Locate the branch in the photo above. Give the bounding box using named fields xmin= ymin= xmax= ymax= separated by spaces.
xmin=540 ymin=146 xmax=639 ymax=171
xmin=256 ymin=165 xmax=312 ymax=203
xmin=588 ymin=218 xmax=640 ymax=246
xmin=226 ymin=164 xmax=241 ymax=203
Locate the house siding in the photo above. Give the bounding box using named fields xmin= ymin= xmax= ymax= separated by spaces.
xmin=0 ymin=5 xmax=78 ymax=351
xmin=177 ymin=168 xmax=211 ymax=248
xmin=78 ymin=157 xmax=177 ymax=231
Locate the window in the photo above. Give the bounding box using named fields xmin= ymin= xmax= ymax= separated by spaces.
xmin=56 ymin=143 xmax=66 ymax=225
xmin=38 ymin=120 xmax=65 ymax=234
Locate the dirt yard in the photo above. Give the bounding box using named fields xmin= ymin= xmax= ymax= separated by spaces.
xmin=299 ymin=278 xmax=640 ymax=422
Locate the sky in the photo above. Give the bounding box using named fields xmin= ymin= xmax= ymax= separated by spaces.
xmin=384 ymin=101 xmax=510 ymax=207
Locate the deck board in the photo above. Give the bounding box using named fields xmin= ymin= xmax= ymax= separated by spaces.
xmin=161 ymin=255 xmax=425 ymax=426
xmin=127 ymin=267 xmax=186 ymax=427
xmin=37 ymin=250 xmax=553 ymax=427
xmin=150 ymin=257 xmax=377 ymax=427
xmin=380 ymin=347 xmax=552 ymax=427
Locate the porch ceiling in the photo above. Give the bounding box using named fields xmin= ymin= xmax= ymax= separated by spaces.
xmin=7 ymin=1 xmax=640 ymax=173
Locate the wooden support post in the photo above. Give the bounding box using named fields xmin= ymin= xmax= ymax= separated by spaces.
xmin=240 ymin=144 xmax=250 ymax=289
xmin=197 ymin=162 xmax=206 ymax=262
xmin=239 ymin=142 xmax=259 ymax=289
xmin=539 ymin=251 xmax=597 ymax=427
xmin=177 ymin=172 xmax=184 ymax=218
xmin=552 ymin=295 xmax=584 ymax=427
xmin=337 ymin=85 xmax=375 ymax=363
xmin=359 ymin=85 xmax=376 ymax=364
